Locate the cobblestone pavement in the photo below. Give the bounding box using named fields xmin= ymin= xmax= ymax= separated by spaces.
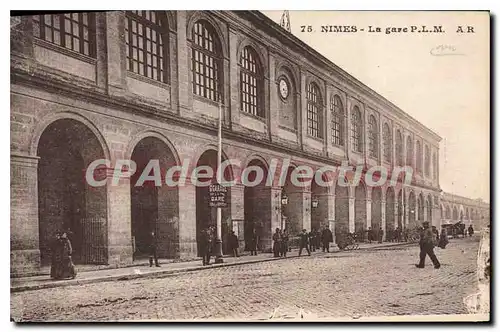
xmin=11 ymin=236 xmax=482 ymax=322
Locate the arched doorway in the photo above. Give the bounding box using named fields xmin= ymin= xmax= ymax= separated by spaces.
xmin=243 ymin=159 xmax=270 ymax=251
xmin=195 ymin=149 xmax=232 ymax=256
xmin=130 ymin=137 xmax=179 ymax=260
xmin=385 ymin=187 xmax=395 ymax=237
xmin=466 ymin=208 xmax=470 ymax=221
xmin=452 ymin=206 xmax=459 ymax=221
xmin=335 ymin=184 xmax=349 ymax=240
xmin=37 ymin=119 xmax=108 ymax=265
xmin=427 ymin=195 xmax=433 ymax=223
xmin=371 ymin=187 xmax=382 ymax=239
xmin=408 ymin=191 xmax=416 ymax=229
xmin=354 ymin=183 xmax=367 ymax=241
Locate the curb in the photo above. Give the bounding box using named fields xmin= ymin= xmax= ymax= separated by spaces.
xmin=10 ymin=242 xmax=416 ymax=293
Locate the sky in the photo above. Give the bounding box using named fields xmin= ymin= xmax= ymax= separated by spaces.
xmin=262 ymin=11 xmax=490 ymax=202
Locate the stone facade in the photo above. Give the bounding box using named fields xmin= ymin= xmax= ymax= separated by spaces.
xmin=10 ymin=11 xmax=486 ymax=276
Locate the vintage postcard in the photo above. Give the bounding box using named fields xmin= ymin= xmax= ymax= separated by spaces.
xmin=10 ymin=10 xmax=490 ymax=322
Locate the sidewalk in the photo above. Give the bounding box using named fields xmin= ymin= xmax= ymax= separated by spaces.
xmin=11 ymin=241 xmax=415 ymax=293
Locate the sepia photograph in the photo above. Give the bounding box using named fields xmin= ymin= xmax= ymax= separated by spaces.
xmin=9 ymin=8 xmax=490 ymax=322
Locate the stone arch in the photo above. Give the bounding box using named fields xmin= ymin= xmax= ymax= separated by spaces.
xmin=275 ymin=62 xmax=300 ymax=91
xmin=30 ymin=111 xmax=110 ymax=161
xmin=192 ymin=143 xmax=234 ymax=182
xmin=452 ymin=205 xmax=459 ymax=221
xmin=305 ymin=76 xmax=326 ymax=106
xmin=236 ymin=39 xmax=268 ymax=75
xmin=354 ymin=181 xmax=367 ymax=241
xmin=126 ymin=130 xmax=181 ymax=165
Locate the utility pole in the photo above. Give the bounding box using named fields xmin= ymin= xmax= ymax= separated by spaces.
xmin=214 ymin=94 xmax=224 ymax=264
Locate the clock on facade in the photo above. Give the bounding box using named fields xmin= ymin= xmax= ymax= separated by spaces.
xmin=279 ymin=78 xmax=289 ymax=99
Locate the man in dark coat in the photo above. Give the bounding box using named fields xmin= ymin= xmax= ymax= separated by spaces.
xmin=228 ymin=230 xmax=239 ymax=257
xmin=281 ymin=228 xmax=289 ymax=257
xmin=199 ymin=228 xmax=212 ymax=265
xmin=298 ymin=229 xmax=311 ymax=256
xmin=416 ymin=221 xmax=440 ymax=269
xmin=321 ymin=226 xmax=333 ymax=252
xmin=149 ymin=231 xmax=160 ymax=267
xmin=249 ymin=228 xmax=258 ymax=256
xmin=378 ymin=227 xmax=384 ymax=243
xmin=468 ymin=225 xmax=474 ymax=236
xmin=272 ymin=228 xmax=282 ymax=257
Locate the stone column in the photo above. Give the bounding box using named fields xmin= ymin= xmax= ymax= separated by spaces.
xmin=11 ymin=153 xmax=40 ymax=276
xmin=176 ymin=11 xmax=191 ymax=115
xmin=95 ymin=12 xmax=108 ymax=89
xmin=348 ymin=195 xmax=355 ymax=233
xmin=106 ymin=11 xmax=127 ymax=97
xmin=106 ymin=168 xmax=133 ymax=266
xmin=366 ymin=198 xmax=372 ymax=229
xmin=269 ymin=53 xmax=279 ymax=136
xmin=229 ymin=28 xmax=240 ymax=126
xmin=230 ymin=184 xmax=245 ymax=251
xmin=178 ymin=179 xmax=197 ymax=259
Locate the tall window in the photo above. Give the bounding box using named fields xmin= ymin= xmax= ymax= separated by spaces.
xmin=240 ymin=46 xmax=263 ymax=117
xmin=433 ymin=153 xmax=438 ymax=179
xmin=306 ymin=83 xmax=323 ymax=138
xmin=382 ymin=123 xmax=392 ymax=162
xmin=32 ymin=13 xmax=96 ymax=57
xmin=396 ymin=130 xmax=404 ymax=166
xmin=351 ymin=106 xmax=363 ymax=153
xmin=425 ymin=145 xmax=431 ymax=176
xmin=330 ymin=95 xmax=344 ymax=146
xmin=125 ymin=11 xmax=168 ymax=83
xmin=192 ymin=20 xmax=223 ymax=102
xmin=368 ymin=115 xmax=378 ymax=158
xmin=416 ymin=140 xmax=422 ymax=173
xmin=406 ymin=136 xmax=413 ymax=167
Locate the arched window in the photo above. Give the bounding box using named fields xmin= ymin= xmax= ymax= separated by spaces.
xmin=32 ymin=13 xmax=96 ymax=57
xmin=125 ymin=11 xmax=169 ymax=82
xmin=425 ymin=145 xmax=431 ymax=176
xmin=406 ymin=136 xmax=413 ymax=167
xmin=191 ymin=20 xmax=223 ymax=102
xmin=396 ymin=130 xmax=404 ymax=166
xmin=330 ymin=95 xmax=345 ymax=146
xmin=382 ymin=123 xmax=392 ymax=162
xmin=240 ymin=46 xmax=263 ymax=117
xmin=306 ymin=83 xmax=323 ymax=138
xmin=416 ymin=140 xmax=422 ymax=173
xmin=368 ymin=115 xmax=378 ymax=158
xmin=433 ymin=152 xmax=438 ymax=179
xmin=351 ymin=106 xmax=363 ymax=153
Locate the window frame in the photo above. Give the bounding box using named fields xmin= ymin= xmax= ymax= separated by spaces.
xmin=191 ymin=20 xmax=224 ymax=103
xmin=416 ymin=140 xmax=422 ymax=173
xmin=306 ymin=82 xmax=323 ymax=139
xmin=125 ymin=10 xmax=169 ymax=84
xmin=382 ymin=123 xmax=392 ymax=163
xmin=396 ymin=130 xmax=404 ymax=166
xmin=406 ymin=136 xmax=413 ymax=167
xmin=330 ymin=95 xmax=345 ymax=146
xmin=368 ymin=114 xmax=378 ymax=158
xmin=32 ymin=13 xmax=96 ymax=58
xmin=239 ymin=46 xmax=264 ymax=118
xmin=351 ymin=106 xmax=363 ymax=153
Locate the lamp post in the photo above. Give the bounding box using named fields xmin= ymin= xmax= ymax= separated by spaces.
xmin=311 ymin=196 xmax=319 ymax=209
xmin=214 ymin=94 xmax=224 ymax=264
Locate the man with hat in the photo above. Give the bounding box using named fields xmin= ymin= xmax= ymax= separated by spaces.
xmin=416 ymin=221 xmax=440 ymax=269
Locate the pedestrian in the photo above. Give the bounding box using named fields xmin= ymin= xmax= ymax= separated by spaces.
xmin=438 ymin=227 xmax=449 ymax=249
xmin=298 ymin=229 xmax=311 ymax=256
xmin=367 ymin=227 xmax=373 ymax=243
xmin=321 ymin=225 xmax=333 ymax=252
xmin=50 ymin=231 xmax=63 ymax=280
xmin=199 ymin=228 xmax=211 ymax=265
xmin=378 ymin=227 xmax=384 ymax=243
xmin=249 ymin=228 xmax=258 ymax=256
xmin=415 ymin=221 xmax=441 ymax=269
xmin=431 ymin=226 xmax=439 ymax=243
xmin=281 ymin=228 xmax=289 ymax=257
xmin=228 ymin=230 xmax=239 ymax=257
xmin=149 ymin=230 xmax=161 ymax=267
xmin=272 ymin=228 xmax=282 ymax=257
xmin=468 ymin=224 xmax=474 ymax=237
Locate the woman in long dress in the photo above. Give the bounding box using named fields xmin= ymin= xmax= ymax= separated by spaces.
xmin=59 ymin=232 xmax=77 ymax=279
xmin=50 ymin=231 xmax=63 ymax=279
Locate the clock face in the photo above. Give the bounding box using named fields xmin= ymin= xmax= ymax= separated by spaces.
xmin=279 ymin=79 xmax=289 ymax=99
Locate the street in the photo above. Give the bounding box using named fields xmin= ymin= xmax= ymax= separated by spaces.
xmin=11 ymin=236 xmax=481 ymax=322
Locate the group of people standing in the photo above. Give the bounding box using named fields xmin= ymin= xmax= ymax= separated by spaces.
xmin=50 ymin=230 xmax=77 ymax=280
xmin=272 ymin=226 xmax=334 ymax=257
